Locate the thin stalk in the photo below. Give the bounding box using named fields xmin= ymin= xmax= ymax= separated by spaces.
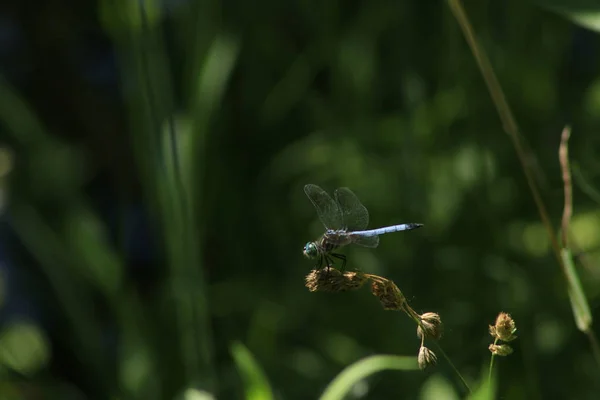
xmin=432 ymin=341 xmax=472 ymax=394
xmin=559 ymin=126 xmax=573 ymax=249
xmin=488 ymin=339 xmax=498 ymax=383
xmin=365 ymin=273 xmax=471 ymax=393
xmin=559 ymin=127 xmax=600 ymax=366
xmin=446 ymin=0 xmax=561 ymax=264
xmin=446 ymin=0 xmax=600 ymax=368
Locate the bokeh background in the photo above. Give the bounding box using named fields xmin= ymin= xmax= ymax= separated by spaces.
xmin=1 ymin=0 xmax=600 ymax=399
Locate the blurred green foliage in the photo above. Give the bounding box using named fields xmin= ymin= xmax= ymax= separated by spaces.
xmin=0 ymin=0 xmax=600 ymax=399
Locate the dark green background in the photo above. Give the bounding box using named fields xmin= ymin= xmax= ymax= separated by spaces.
xmin=0 ymin=0 xmax=599 ymax=399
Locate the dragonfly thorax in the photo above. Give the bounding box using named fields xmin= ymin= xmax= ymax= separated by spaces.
xmin=322 ymin=230 xmax=353 ymax=248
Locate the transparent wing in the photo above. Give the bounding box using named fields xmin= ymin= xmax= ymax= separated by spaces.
xmin=350 ymin=234 xmax=380 ymax=248
xmin=304 ymin=184 xmax=343 ymax=230
xmin=334 ymin=187 xmax=369 ymax=231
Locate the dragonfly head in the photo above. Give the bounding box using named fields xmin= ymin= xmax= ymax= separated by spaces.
xmin=303 ymin=242 xmax=319 ymax=259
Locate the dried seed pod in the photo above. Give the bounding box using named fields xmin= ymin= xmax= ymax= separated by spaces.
xmin=489 ymin=344 xmax=513 ymax=356
xmin=370 ymin=279 xmax=406 ymax=311
xmin=417 ymin=346 xmax=437 ymax=370
xmin=305 ymin=268 xmax=367 ymax=292
xmin=417 ymin=312 xmax=443 ymax=340
xmin=489 ymin=312 xmax=517 ymax=342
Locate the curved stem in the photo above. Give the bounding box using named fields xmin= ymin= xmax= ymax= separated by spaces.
xmin=432 ymin=341 xmax=472 ymax=394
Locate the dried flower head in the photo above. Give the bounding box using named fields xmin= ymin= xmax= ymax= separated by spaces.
xmin=417 ymin=312 xmax=443 ymax=340
xmin=489 ymin=312 xmax=517 ymax=342
xmin=417 ymin=346 xmax=437 ymax=370
xmin=489 ymin=344 xmax=513 ymax=356
xmin=370 ymin=279 xmax=406 ymax=311
xmin=305 ymin=268 xmax=367 ymax=292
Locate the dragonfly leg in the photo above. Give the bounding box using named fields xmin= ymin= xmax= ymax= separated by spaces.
xmin=324 ymin=255 xmax=334 ymax=271
xmin=314 ymin=255 xmax=323 ymax=270
xmin=331 ymin=253 xmax=346 ymax=271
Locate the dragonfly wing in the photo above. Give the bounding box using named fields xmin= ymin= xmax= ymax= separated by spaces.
xmin=304 ymin=184 xmax=343 ymax=230
xmin=350 ymin=234 xmax=380 ymax=248
xmin=334 ymin=187 xmax=369 ymax=231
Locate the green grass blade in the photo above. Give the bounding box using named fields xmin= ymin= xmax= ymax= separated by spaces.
xmin=562 ymin=248 xmax=592 ymax=331
xmin=100 ymin=0 xmax=220 ymax=392
xmin=535 ymin=0 xmax=600 ymax=32
xmin=319 ymin=355 xmax=419 ymax=400
xmin=187 ymin=33 xmax=239 ymax=199
xmin=230 ymin=342 xmax=274 ymax=400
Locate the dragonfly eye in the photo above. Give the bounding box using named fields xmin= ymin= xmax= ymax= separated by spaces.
xmin=303 ymin=242 xmax=318 ymax=259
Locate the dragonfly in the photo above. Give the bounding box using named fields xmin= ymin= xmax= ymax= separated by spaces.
xmin=303 ymin=184 xmax=423 ymax=270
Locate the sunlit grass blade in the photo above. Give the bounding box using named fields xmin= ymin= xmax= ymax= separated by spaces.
xmin=189 ymin=34 xmax=239 ymax=129
xmin=535 ymin=0 xmax=600 ymax=33
xmin=156 ymin=30 xmax=238 ymax=398
xmin=100 ymin=0 xmax=219 ymax=392
xmin=319 ymin=355 xmax=419 ymax=400
xmin=230 ymin=342 xmax=274 ymax=400
xmin=187 ymin=33 xmax=239 ymax=198
xmin=562 ymin=248 xmax=592 ymax=331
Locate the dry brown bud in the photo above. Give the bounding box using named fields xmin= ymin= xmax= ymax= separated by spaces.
xmin=417 ymin=346 xmax=437 ymax=370
xmin=370 ymin=279 xmax=406 ymax=310
xmin=341 ymin=271 xmax=368 ymax=291
xmin=305 ymin=268 xmax=367 ymax=292
xmin=489 ymin=312 xmax=517 ymax=342
xmin=489 ymin=344 xmax=513 ymax=356
xmin=417 ymin=312 xmax=443 ymax=340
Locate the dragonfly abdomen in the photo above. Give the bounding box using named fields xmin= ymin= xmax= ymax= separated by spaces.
xmin=352 ymin=223 xmax=423 ymax=237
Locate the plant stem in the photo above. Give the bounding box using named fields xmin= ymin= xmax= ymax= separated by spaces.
xmin=432 ymin=341 xmax=472 ymax=394
xmin=446 ymin=0 xmax=561 ymax=264
xmin=447 ymin=0 xmax=600 ymax=370
xmin=488 ymin=339 xmax=498 ymax=383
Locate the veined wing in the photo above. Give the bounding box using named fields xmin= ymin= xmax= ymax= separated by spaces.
xmin=349 ymin=234 xmax=380 ymax=248
xmin=304 ymin=184 xmax=343 ymax=230
xmin=334 ymin=187 xmax=369 ymax=231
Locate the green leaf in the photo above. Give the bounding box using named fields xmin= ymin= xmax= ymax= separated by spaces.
xmin=535 ymin=0 xmax=600 ymax=32
xmin=230 ymin=342 xmax=274 ymax=400
xmin=319 ymin=355 xmax=419 ymax=400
